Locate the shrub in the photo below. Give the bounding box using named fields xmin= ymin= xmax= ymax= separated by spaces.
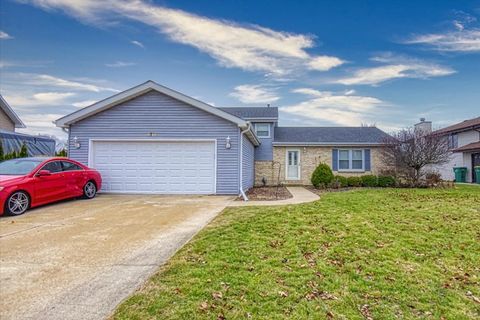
xmin=311 ymin=163 xmax=334 ymax=188
xmin=425 ymin=171 xmax=442 ymax=186
xmin=347 ymin=176 xmax=362 ymax=187
xmin=361 ymin=175 xmax=378 ymax=187
xmin=333 ymin=175 xmax=348 ymax=188
xmin=378 ymin=175 xmax=396 ymax=187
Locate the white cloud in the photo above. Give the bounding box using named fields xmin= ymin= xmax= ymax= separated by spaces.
xmin=13 ymin=73 xmax=119 ymax=92
xmin=105 ymin=61 xmax=136 ymax=67
xmin=131 ymin=40 xmax=144 ymax=48
xmin=23 ymin=0 xmax=344 ymax=76
xmin=0 ymin=31 xmax=13 ymax=40
xmin=405 ymin=28 xmax=480 ymax=52
xmin=17 ymin=113 xmax=66 ymax=138
xmin=334 ymin=55 xmax=455 ymax=85
xmin=230 ymin=85 xmax=280 ymax=104
xmin=4 ymin=92 xmax=76 ymax=106
xmin=283 ymin=88 xmax=388 ymax=126
xmin=72 ymin=100 xmax=97 ymax=108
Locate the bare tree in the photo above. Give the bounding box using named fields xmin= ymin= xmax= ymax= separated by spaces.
xmin=381 ymin=128 xmax=451 ymax=185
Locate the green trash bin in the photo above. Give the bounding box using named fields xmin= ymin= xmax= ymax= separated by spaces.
xmin=474 ymin=166 xmax=480 ymax=184
xmin=453 ymin=167 xmax=467 ymax=183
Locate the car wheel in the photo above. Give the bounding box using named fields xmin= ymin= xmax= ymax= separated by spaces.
xmin=83 ymin=181 xmax=97 ymax=199
xmin=6 ymin=191 xmax=30 ymax=216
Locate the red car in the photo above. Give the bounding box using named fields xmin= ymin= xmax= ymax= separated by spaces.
xmin=0 ymin=157 xmax=102 ymax=216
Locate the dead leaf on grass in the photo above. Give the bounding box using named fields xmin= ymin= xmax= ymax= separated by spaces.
xmin=360 ymin=304 xmax=373 ymax=320
xmin=466 ymin=291 xmax=480 ymax=304
xmin=212 ymin=291 xmax=223 ymax=300
xmin=199 ymin=301 xmax=209 ymax=311
xmin=326 ymin=311 xmax=334 ymax=319
xmin=278 ymin=290 xmax=289 ymax=298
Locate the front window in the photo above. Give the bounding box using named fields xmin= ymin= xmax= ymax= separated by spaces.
xmin=0 ymin=159 xmax=42 ymax=175
xmin=254 ymin=123 xmax=270 ymax=138
xmin=338 ymin=149 xmax=364 ymax=171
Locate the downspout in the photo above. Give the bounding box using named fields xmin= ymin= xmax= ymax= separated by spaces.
xmin=239 ymin=122 xmax=251 ymax=201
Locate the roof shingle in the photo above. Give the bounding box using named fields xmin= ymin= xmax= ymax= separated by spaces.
xmin=434 ymin=116 xmax=480 ymax=135
xmin=273 ymin=127 xmax=391 ymax=144
xmin=218 ymin=107 xmax=278 ymax=119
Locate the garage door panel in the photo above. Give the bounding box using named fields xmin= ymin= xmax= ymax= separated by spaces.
xmin=92 ymin=140 xmax=215 ymax=194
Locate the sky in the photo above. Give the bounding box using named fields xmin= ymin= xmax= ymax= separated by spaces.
xmin=1 ymin=0 xmax=479 ymax=141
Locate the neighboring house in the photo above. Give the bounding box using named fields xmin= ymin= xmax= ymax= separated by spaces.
xmin=55 ymin=81 xmax=390 ymax=196
xmin=0 ymin=95 xmax=25 ymax=132
xmin=0 ymin=95 xmax=56 ymax=157
xmin=419 ymin=117 xmax=480 ymax=183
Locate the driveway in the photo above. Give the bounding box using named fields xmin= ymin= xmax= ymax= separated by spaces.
xmin=0 ymin=194 xmax=232 ymax=320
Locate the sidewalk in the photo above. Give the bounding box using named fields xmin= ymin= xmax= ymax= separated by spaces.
xmin=229 ymin=186 xmax=319 ymax=207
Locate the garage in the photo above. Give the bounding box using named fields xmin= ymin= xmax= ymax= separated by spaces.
xmin=90 ymin=140 xmax=216 ymax=194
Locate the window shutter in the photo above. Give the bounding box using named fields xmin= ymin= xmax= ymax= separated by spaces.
xmin=332 ymin=149 xmax=338 ymax=171
xmin=365 ymin=149 xmax=371 ymax=171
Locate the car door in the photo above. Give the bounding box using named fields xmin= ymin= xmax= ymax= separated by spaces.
xmin=34 ymin=161 xmax=67 ymax=205
xmin=61 ymin=161 xmax=85 ymax=196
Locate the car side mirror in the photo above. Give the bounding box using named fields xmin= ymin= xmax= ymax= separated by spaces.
xmin=36 ymin=170 xmax=52 ymax=177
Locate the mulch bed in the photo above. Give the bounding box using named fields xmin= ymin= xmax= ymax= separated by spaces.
xmin=237 ymin=186 xmax=293 ymax=201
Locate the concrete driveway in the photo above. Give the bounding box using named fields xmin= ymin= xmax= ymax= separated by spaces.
xmin=0 ymin=194 xmax=233 ymax=320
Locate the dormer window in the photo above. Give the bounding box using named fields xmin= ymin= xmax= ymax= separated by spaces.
xmin=254 ymin=123 xmax=270 ymax=138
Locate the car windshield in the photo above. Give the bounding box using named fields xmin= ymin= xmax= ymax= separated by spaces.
xmin=0 ymin=159 xmax=43 ymax=175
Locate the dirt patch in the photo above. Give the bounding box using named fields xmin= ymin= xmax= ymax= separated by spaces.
xmin=237 ymin=187 xmax=293 ymax=201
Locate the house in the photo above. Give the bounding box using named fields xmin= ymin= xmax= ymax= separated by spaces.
xmin=419 ymin=117 xmax=480 ymax=183
xmin=0 ymin=95 xmax=56 ymax=157
xmin=0 ymin=95 xmax=25 ymax=132
xmin=55 ymin=81 xmax=390 ymax=197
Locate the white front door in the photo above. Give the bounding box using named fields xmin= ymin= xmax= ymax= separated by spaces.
xmin=286 ymin=149 xmax=300 ymax=180
xmin=90 ymin=140 xmax=216 ymax=194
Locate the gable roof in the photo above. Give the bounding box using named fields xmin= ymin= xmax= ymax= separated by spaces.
xmin=273 ymin=127 xmax=391 ymax=145
xmin=0 ymin=95 xmax=26 ymax=128
xmin=434 ymin=116 xmax=480 ymax=135
xmin=55 ymin=81 xmax=249 ymax=129
xmin=219 ymin=107 xmax=278 ymax=120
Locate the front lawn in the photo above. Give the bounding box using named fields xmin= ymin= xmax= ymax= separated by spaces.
xmin=114 ymin=186 xmax=480 ymax=319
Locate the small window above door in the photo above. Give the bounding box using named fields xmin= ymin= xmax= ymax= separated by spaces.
xmin=254 ymin=123 xmax=271 ymax=138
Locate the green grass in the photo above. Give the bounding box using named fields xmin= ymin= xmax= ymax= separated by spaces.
xmin=113 ymin=186 xmax=480 ymax=319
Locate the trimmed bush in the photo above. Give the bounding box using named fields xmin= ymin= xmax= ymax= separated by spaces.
xmin=378 ymin=175 xmax=396 ymax=187
xmin=333 ymin=175 xmax=348 ymax=188
xmin=361 ymin=175 xmax=378 ymax=187
xmin=311 ymin=163 xmax=334 ymax=188
xmin=347 ymin=176 xmax=362 ymax=187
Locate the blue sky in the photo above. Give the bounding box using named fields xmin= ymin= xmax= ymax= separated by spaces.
xmin=1 ymin=0 xmax=479 ymax=140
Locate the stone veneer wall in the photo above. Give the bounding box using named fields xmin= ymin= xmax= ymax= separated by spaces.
xmin=253 ymin=146 xmax=386 ymax=186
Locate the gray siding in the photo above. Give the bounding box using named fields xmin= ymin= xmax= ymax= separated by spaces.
xmin=69 ymin=90 xmax=240 ymax=194
xmin=242 ymin=133 xmax=255 ymax=190
xmin=253 ymin=122 xmax=274 ymax=160
xmin=0 ymin=108 xmax=15 ymax=132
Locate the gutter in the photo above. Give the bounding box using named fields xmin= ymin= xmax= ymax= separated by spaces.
xmin=239 ymin=122 xmax=251 ymax=201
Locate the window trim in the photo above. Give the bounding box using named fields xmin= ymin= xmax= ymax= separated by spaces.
xmin=254 ymin=123 xmax=271 ymax=138
xmin=337 ymin=149 xmax=365 ymax=172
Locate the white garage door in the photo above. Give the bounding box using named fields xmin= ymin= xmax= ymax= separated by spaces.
xmin=90 ymin=140 xmax=216 ymax=194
